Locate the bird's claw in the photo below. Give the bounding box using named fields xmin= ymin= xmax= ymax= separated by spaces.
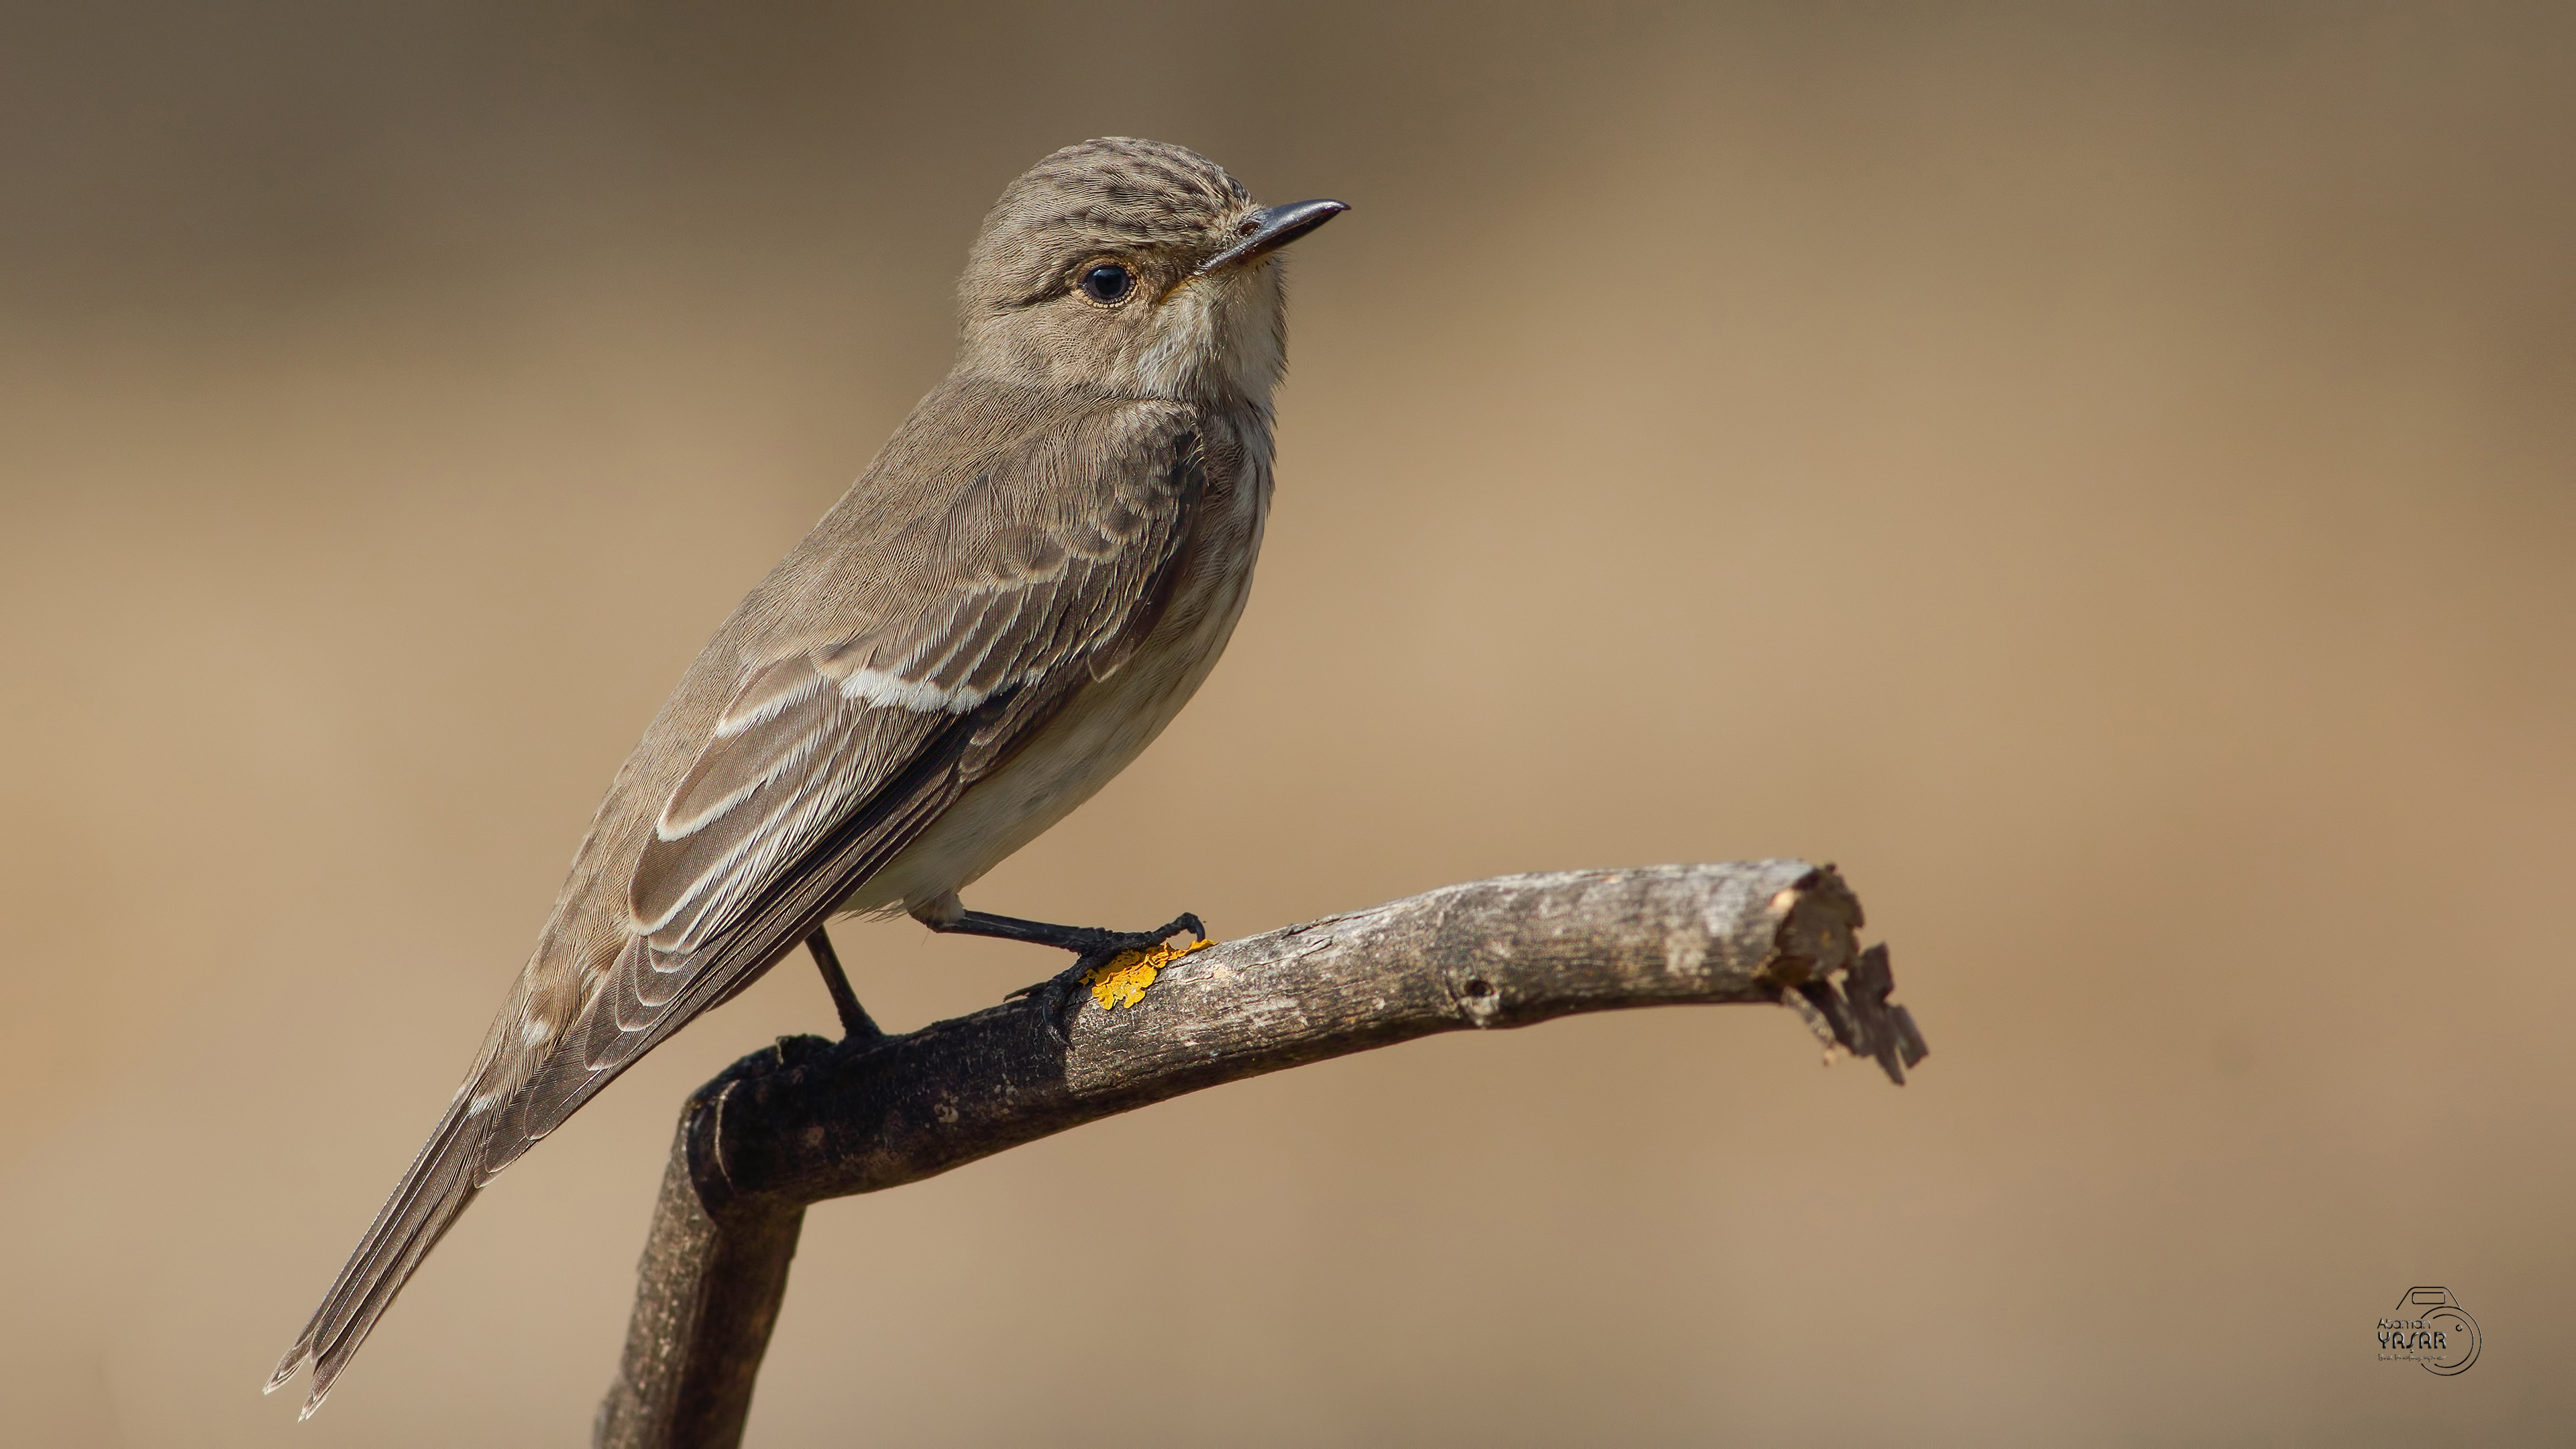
xmin=1005 ymin=914 xmax=1208 ymax=1038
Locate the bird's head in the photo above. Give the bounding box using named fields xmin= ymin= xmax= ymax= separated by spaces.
xmin=955 ymin=138 xmax=1345 ymax=403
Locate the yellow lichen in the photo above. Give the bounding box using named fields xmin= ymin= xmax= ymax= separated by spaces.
xmin=1083 ymin=936 xmax=1216 ymax=1010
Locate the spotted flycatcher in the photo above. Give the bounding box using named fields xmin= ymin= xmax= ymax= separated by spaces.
xmin=270 ymin=138 xmax=1345 ymax=1415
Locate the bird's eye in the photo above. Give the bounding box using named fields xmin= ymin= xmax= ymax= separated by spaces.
xmin=1078 ymin=264 xmax=1134 ymax=305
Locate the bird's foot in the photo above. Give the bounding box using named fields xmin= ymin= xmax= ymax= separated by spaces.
xmin=1079 ymin=931 xmax=1217 ymax=1009
xmin=1005 ymin=914 xmax=1211 ymax=1035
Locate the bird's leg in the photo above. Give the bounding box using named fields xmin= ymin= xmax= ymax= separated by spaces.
xmin=921 ymin=902 xmax=1206 ymax=1026
xmin=934 ymin=908 xmax=1206 ymax=959
xmin=805 ymin=927 xmax=885 ymax=1044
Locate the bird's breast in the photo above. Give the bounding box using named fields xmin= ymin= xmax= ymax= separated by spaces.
xmin=848 ymin=419 xmax=1273 ymax=914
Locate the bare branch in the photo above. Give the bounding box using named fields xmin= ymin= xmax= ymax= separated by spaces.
xmin=594 ymin=860 xmax=1921 ymax=1448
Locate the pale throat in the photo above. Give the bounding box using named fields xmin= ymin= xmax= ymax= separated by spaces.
xmin=1126 ymin=270 xmax=1285 ymax=402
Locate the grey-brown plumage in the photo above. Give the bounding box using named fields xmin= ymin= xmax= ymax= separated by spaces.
xmin=268 ymin=138 xmax=1344 ymax=1416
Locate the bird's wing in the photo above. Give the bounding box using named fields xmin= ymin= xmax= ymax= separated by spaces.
xmin=558 ymin=398 xmax=1205 ymax=1102
xmin=274 ymin=394 xmax=1206 ymax=1414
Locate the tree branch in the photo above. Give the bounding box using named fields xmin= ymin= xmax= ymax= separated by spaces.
xmin=593 ymin=860 xmax=1923 ymax=1448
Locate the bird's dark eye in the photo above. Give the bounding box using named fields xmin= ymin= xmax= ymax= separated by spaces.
xmin=1079 ymin=264 xmax=1134 ymax=305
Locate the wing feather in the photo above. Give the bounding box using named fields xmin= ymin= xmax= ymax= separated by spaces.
xmin=506 ymin=401 xmax=1204 ymax=1134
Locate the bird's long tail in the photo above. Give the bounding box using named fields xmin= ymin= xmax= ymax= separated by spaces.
xmin=266 ymin=1090 xmax=496 ymax=1418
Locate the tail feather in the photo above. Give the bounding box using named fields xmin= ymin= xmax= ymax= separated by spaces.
xmin=268 ymin=1092 xmax=494 ymax=1417
xmin=268 ymin=718 xmax=977 ymax=1413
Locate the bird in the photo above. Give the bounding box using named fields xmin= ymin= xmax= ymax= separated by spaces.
xmin=268 ymin=137 xmax=1345 ymax=1417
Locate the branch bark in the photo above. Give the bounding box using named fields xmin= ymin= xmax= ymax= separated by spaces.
xmin=593 ymin=859 xmax=1923 ymax=1448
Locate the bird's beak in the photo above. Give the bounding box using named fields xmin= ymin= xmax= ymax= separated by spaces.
xmin=1194 ymin=199 xmax=1350 ymax=276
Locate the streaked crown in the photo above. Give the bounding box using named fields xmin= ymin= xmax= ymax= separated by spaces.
xmin=963 ymin=138 xmax=1253 ymax=309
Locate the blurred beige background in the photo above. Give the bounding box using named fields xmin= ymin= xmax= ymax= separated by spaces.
xmin=1 ymin=2 xmax=2569 ymax=1444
